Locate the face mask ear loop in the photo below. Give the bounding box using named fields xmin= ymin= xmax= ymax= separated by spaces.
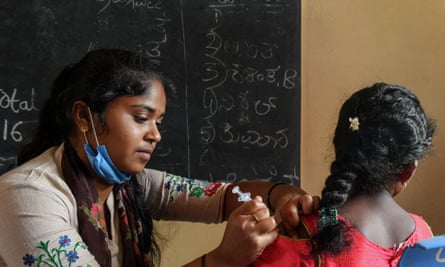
xmin=87 ymin=107 xmax=101 ymax=147
xmin=81 ymin=127 xmax=89 ymax=145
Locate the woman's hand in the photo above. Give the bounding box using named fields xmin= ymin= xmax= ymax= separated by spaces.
xmin=206 ymin=196 xmax=278 ymax=267
xmin=183 ymin=184 xmax=320 ymax=267
xmin=273 ymin=192 xmax=320 ymax=238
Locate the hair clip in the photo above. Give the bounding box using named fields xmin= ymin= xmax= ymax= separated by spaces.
xmin=349 ymin=117 xmax=360 ymax=131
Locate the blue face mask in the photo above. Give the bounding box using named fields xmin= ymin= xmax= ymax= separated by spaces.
xmin=83 ymin=107 xmax=131 ymax=184
xmin=84 ymin=144 xmax=132 ymax=184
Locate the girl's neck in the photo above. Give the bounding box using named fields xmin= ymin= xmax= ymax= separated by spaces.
xmin=340 ymin=191 xmax=415 ymax=248
xmin=341 ymin=190 xmax=394 ymax=211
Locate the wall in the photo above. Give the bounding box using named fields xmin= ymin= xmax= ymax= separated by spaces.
xmin=301 ymin=0 xmax=445 ymax=234
xmin=157 ymin=1 xmax=445 ymax=266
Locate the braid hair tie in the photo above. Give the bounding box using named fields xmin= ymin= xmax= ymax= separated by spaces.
xmin=319 ymin=207 xmax=339 ymax=228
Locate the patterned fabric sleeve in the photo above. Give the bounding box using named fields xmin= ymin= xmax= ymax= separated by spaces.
xmin=136 ymin=169 xmax=230 ymax=223
xmin=0 ymin=149 xmax=100 ymax=267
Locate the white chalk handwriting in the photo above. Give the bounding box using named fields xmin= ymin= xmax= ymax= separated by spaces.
xmin=0 ymin=88 xmax=39 ymax=114
xmin=96 ymin=0 xmax=163 ymax=14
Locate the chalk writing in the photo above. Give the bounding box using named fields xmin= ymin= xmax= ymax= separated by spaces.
xmin=1 ymin=120 xmax=38 ymax=143
xmin=254 ymin=97 xmax=277 ymax=116
xmin=283 ymin=68 xmax=298 ymax=90
xmin=192 ymin=2 xmax=299 ymax=182
xmin=90 ymin=11 xmax=171 ymax=59
xmin=96 ymin=0 xmax=163 ymax=14
xmin=209 ymin=0 xmax=284 ymax=7
xmin=199 ymin=149 xmax=299 ymax=184
xmin=0 ymin=88 xmax=39 ymax=114
xmin=221 ymin=124 xmax=289 ymax=149
xmin=223 ymin=41 xmax=278 ymax=59
xmin=282 ymin=167 xmax=300 ymax=184
xmin=199 ymin=119 xmax=215 ymax=145
xmin=2 ymin=119 xmax=23 ymax=142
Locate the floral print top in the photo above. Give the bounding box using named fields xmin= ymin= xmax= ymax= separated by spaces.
xmin=0 ymin=145 xmax=230 ymax=266
xmin=164 ymin=173 xmax=224 ymax=201
xmin=22 ymin=235 xmax=90 ymax=267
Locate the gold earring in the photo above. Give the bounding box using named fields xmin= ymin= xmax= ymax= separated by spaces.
xmin=80 ymin=126 xmax=89 ymax=144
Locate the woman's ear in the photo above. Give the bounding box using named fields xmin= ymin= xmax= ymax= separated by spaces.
xmin=72 ymin=100 xmax=90 ymax=132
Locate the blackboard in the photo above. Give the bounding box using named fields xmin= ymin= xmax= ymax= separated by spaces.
xmin=0 ymin=0 xmax=301 ymax=184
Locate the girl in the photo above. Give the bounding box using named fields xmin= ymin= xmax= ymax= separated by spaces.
xmin=253 ymin=83 xmax=436 ymax=267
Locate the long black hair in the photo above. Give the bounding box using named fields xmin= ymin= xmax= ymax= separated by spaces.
xmin=312 ymin=82 xmax=435 ymax=255
xmin=19 ymin=49 xmax=174 ymax=164
xmin=18 ymin=49 xmax=175 ymax=266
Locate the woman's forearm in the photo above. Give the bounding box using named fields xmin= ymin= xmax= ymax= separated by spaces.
xmin=223 ymin=181 xmax=306 ymax=220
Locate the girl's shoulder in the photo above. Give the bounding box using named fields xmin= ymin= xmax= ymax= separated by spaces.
xmin=407 ymin=213 xmax=434 ymax=240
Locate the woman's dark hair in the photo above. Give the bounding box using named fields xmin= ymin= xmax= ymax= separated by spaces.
xmin=18 ymin=48 xmax=175 ymax=163
xmin=18 ymin=48 xmax=175 ymax=265
xmin=311 ymin=82 xmax=435 ymax=255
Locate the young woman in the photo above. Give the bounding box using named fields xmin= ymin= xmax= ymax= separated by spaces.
xmin=252 ymin=83 xmax=436 ymax=267
xmin=0 ymin=49 xmax=317 ymax=267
